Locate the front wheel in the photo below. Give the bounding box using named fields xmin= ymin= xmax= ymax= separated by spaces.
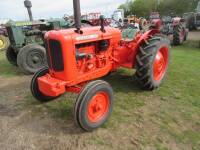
xmin=135 ymin=35 xmax=170 ymax=90
xmin=17 ymin=44 xmax=47 ymax=74
xmin=6 ymin=46 xmax=18 ymax=66
xmin=31 ymin=67 xmax=59 ymax=102
xmin=74 ymin=80 xmax=114 ymax=132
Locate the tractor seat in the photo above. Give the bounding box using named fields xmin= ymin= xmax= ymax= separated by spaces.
xmin=121 ymin=28 xmax=140 ymax=42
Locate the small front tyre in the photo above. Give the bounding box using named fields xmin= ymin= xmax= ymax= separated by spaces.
xmin=74 ymin=80 xmax=114 ymax=132
xmin=6 ymin=46 xmax=18 ymax=66
xmin=31 ymin=67 xmax=59 ymax=103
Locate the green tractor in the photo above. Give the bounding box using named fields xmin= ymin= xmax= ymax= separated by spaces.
xmin=5 ymin=0 xmax=74 ymax=74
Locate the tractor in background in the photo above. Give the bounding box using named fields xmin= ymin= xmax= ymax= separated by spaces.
xmin=5 ymin=0 xmax=83 ymax=74
xmin=126 ymin=15 xmax=147 ymax=30
xmin=183 ymin=1 xmax=200 ymax=30
xmin=162 ymin=16 xmax=188 ymax=45
xmin=111 ymin=9 xmax=147 ymax=30
xmin=149 ymin=12 xmax=188 ymax=45
xmin=5 ymin=18 xmax=71 ymax=74
xmin=31 ymin=0 xmax=170 ymax=131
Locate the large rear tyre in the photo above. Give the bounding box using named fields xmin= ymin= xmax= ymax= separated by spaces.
xmin=6 ymin=46 xmax=18 ymax=66
xmin=17 ymin=44 xmax=47 ymax=75
xmin=135 ymin=35 xmax=170 ymax=90
xmin=31 ymin=67 xmax=59 ymax=103
xmin=173 ymin=24 xmax=185 ymax=45
xmin=74 ymin=80 xmax=114 ymax=132
xmin=0 ymin=35 xmax=10 ymax=51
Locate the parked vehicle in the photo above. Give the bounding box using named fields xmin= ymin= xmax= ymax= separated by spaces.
xmin=150 ymin=12 xmax=188 ymax=45
xmin=31 ymin=0 xmax=170 ymax=131
xmin=6 ymin=0 xmax=80 ymax=74
xmin=183 ymin=1 xmax=200 ymax=30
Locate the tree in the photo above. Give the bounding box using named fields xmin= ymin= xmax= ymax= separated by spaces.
xmin=118 ymin=0 xmax=132 ymax=17
xmin=118 ymin=0 xmax=199 ymax=18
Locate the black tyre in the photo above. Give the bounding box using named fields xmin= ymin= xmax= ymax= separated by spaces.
xmin=31 ymin=67 xmax=58 ymax=102
xmin=0 ymin=35 xmax=10 ymax=51
xmin=6 ymin=46 xmax=18 ymax=66
xmin=135 ymin=35 xmax=170 ymax=90
xmin=74 ymin=80 xmax=114 ymax=132
xmin=173 ymin=24 xmax=185 ymax=45
xmin=184 ymin=30 xmax=188 ymax=41
xmin=17 ymin=44 xmax=47 ymax=74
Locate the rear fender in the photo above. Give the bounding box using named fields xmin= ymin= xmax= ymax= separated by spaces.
xmin=132 ymin=29 xmax=161 ymax=66
xmin=136 ymin=29 xmax=160 ymax=48
xmin=151 ymin=19 xmax=162 ymax=29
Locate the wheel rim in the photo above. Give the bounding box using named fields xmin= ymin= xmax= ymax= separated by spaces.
xmin=87 ymin=92 xmax=109 ymax=123
xmin=0 ymin=39 xmax=5 ymax=49
xmin=27 ymin=49 xmax=45 ymax=69
xmin=153 ymin=47 xmax=168 ymax=81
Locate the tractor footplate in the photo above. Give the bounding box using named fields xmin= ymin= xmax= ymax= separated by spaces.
xmin=38 ymin=74 xmax=66 ymax=97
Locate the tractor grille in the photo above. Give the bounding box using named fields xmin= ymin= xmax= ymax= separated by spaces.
xmin=45 ymin=39 xmax=64 ymax=71
xmin=44 ymin=40 xmax=52 ymax=69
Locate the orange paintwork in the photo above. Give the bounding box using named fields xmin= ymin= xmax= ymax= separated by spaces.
xmin=38 ymin=26 xmax=160 ymax=97
xmin=87 ymin=91 xmax=109 ymax=123
xmin=38 ymin=74 xmax=66 ymax=96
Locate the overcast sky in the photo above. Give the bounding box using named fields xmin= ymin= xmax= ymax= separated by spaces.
xmin=0 ymin=0 xmax=126 ymax=20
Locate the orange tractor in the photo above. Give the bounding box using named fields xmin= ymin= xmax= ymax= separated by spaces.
xmin=31 ymin=0 xmax=170 ymax=131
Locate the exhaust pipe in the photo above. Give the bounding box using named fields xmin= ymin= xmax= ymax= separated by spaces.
xmin=73 ymin=0 xmax=82 ymax=33
xmin=24 ymin=0 xmax=33 ymax=21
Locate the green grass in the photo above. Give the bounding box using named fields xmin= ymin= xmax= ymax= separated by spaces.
xmin=184 ymin=40 xmax=200 ymax=49
xmin=0 ymin=51 xmax=23 ymax=77
xmin=0 ymin=44 xmax=200 ymax=149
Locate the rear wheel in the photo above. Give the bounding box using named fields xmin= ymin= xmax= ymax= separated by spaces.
xmin=74 ymin=80 xmax=113 ymax=131
xmin=0 ymin=35 xmax=10 ymax=51
xmin=31 ymin=67 xmax=59 ymax=102
xmin=17 ymin=44 xmax=47 ymax=74
xmin=135 ymin=35 xmax=170 ymax=90
xmin=173 ymin=24 xmax=185 ymax=45
xmin=6 ymin=46 xmax=18 ymax=66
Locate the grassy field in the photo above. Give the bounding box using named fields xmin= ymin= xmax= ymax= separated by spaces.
xmin=0 ymin=45 xmax=200 ymax=150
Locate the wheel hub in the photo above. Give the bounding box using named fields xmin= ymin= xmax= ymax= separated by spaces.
xmin=32 ymin=56 xmax=40 ymax=63
xmin=153 ymin=47 xmax=168 ymax=81
xmin=27 ymin=50 xmax=44 ymax=69
xmin=87 ymin=92 xmax=109 ymax=123
xmin=0 ymin=39 xmax=5 ymax=49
